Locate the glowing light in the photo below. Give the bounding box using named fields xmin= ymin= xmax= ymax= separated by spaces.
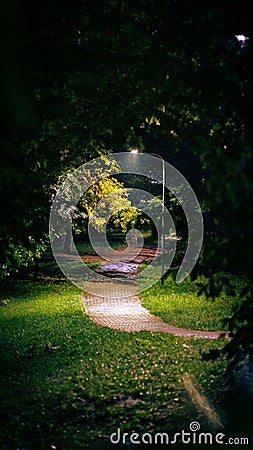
xmin=130 ymin=149 xmax=139 ymax=154
xmin=235 ymin=34 xmax=248 ymax=42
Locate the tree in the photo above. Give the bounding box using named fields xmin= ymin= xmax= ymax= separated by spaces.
xmin=51 ymin=157 xmax=142 ymax=253
xmin=1 ymin=0 xmax=253 ymax=363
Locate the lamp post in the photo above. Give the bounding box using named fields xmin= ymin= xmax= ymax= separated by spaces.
xmin=130 ymin=149 xmax=165 ymax=285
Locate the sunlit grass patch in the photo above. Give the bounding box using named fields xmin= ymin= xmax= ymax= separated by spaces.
xmin=140 ymin=275 xmax=242 ymax=331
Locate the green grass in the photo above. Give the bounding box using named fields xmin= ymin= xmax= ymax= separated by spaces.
xmin=74 ymin=238 xmax=124 ymax=255
xmin=140 ymin=275 xmax=243 ymax=331
xmin=0 ymin=280 xmax=229 ymax=450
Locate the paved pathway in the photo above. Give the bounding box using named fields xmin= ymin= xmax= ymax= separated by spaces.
xmin=81 ymin=246 xmax=229 ymax=340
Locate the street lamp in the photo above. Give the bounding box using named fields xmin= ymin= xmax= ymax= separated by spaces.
xmin=130 ymin=149 xmax=165 ymax=285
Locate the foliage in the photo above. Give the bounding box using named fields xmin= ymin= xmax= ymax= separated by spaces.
xmin=51 ymin=155 xmax=142 ymax=244
xmin=77 ymin=182 xmax=137 ymax=234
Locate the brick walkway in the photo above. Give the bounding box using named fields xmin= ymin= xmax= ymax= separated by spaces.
xmin=81 ymin=290 xmax=228 ymax=339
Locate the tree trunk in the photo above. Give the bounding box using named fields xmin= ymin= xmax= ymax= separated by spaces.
xmin=64 ymin=228 xmax=73 ymax=253
xmin=33 ymin=257 xmax=39 ymax=280
xmin=150 ymin=222 xmax=158 ymax=241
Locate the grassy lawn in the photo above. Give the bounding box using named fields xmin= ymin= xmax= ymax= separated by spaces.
xmin=140 ymin=275 xmax=243 ymax=332
xmin=0 ymin=279 xmax=230 ymax=450
xmin=74 ymin=238 xmax=124 ymax=256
